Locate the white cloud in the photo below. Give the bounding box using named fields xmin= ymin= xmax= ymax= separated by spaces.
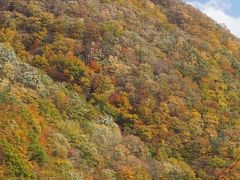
xmin=186 ymin=0 xmax=240 ymax=38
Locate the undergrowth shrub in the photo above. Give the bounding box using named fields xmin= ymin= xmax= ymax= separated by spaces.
xmin=0 ymin=141 xmax=34 ymax=178
xmin=38 ymin=99 xmax=62 ymax=122
xmin=28 ymin=130 xmax=48 ymax=166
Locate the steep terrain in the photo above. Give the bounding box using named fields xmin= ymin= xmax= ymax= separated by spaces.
xmin=0 ymin=0 xmax=240 ymax=179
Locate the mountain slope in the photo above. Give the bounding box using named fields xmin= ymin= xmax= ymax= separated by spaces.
xmin=0 ymin=0 xmax=240 ymax=179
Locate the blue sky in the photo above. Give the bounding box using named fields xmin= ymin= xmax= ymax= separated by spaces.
xmin=225 ymin=0 xmax=240 ymax=17
xmin=183 ymin=0 xmax=240 ymax=37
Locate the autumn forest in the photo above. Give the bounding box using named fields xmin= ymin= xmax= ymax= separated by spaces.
xmin=0 ymin=0 xmax=240 ymax=179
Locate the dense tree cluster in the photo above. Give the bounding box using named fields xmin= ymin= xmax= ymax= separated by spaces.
xmin=0 ymin=0 xmax=240 ymax=179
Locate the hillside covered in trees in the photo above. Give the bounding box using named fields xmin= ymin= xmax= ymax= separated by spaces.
xmin=0 ymin=0 xmax=240 ymax=179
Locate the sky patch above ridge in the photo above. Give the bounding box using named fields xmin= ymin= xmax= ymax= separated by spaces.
xmin=184 ymin=0 xmax=240 ymax=38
